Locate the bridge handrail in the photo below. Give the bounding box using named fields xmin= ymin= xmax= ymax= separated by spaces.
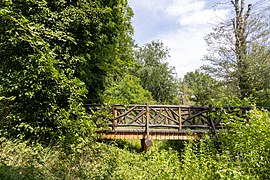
xmin=85 ymin=104 xmax=270 ymax=111
xmin=85 ymin=104 xmax=270 ymax=134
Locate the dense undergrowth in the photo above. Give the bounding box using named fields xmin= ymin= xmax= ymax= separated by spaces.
xmin=0 ymin=108 xmax=269 ymax=179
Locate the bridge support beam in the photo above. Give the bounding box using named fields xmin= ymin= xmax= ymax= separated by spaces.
xmin=141 ymin=138 xmax=152 ymax=152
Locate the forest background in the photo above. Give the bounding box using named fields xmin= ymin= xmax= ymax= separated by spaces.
xmin=0 ymin=0 xmax=270 ymax=179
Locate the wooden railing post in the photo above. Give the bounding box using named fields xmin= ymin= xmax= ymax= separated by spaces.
xmin=178 ymin=107 xmax=182 ymax=131
xmin=146 ymin=103 xmax=150 ymax=139
xmin=142 ymin=107 xmax=144 ymax=129
xmin=141 ymin=103 xmax=152 ymax=152
xmin=188 ymin=107 xmax=194 ymax=125
xmin=112 ymin=106 xmax=118 ymax=131
xmin=208 ymin=106 xmax=220 ymax=142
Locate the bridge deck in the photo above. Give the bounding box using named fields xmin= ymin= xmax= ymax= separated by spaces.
xmin=98 ymin=129 xmax=210 ymax=140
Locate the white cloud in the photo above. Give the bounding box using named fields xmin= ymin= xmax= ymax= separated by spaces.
xmin=129 ymin=0 xmax=229 ymax=77
xmin=157 ymin=28 xmax=207 ymax=77
xmin=166 ymin=0 xmax=205 ymax=17
xmin=129 ymin=0 xmax=172 ymax=15
xmin=158 ymin=0 xmax=229 ymax=77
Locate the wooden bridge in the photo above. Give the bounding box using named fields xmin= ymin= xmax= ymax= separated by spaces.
xmin=85 ymin=104 xmax=260 ymax=150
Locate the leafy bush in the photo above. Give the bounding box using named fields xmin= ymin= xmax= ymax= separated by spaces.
xmin=103 ymin=74 xmax=154 ymax=105
xmin=179 ymin=108 xmax=270 ymax=179
xmin=218 ymin=108 xmax=270 ymax=179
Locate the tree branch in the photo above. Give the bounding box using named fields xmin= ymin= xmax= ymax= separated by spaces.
xmin=231 ymin=0 xmax=236 ymax=8
xmin=240 ymin=0 xmax=245 ymax=17
xmin=244 ymin=4 xmax=252 ymax=21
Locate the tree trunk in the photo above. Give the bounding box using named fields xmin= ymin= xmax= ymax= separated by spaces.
xmin=231 ymin=0 xmax=252 ymax=98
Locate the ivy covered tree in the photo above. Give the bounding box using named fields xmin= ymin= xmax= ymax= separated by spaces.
xmin=0 ymin=0 xmax=134 ymax=144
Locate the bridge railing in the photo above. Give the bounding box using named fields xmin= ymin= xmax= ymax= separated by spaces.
xmin=85 ymin=104 xmax=266 ymax=133
xmin=110 ymin=104 xmax=212 ymax=130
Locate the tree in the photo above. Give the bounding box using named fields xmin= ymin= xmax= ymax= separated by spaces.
xmin=202 ymin=0 xmax=270 ymax=98
xmin=134 ymin=40 xmax=179 ymax=104
xmin=69 ymin=0 xmax=135 ymax=103
xmin=246 ymin=44 xmax=270 ymax=106
xmin=183 ymin=71 xmax=223 ymax=105
xmin=103 ymin=74 xmax=154 ymax=105
xmin=0 ymin=0 xmax=134 ymax=143
xmin=231 ymin=0 xmax=252 ymax=97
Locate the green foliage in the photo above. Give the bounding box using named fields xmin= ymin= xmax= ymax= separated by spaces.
xmin=103 ymin=74 xmax=154 ymax=105
xmin=246 ymin=44 xmax=270 ymax=106
xmin=184 ymin=70 xmax=224 ymax=105
xmin=0 ymin=0 xmax=134 ymax=145
xmin=0 ymin=1 xmax=98 ymax=145
xmin=219 ymin=108 xmax=270 ymax=179
xmin=209 ymin=96 xmax=253 ymax=107
xmin=135 ymin=40 xmax=170 ymax=66
xmin=1 ymin=1 xmax=270 ymax=179
xmin=134 ymin=40 xmax=179 ymax=104
xmin=1 ymin=107 xmax=270 ymax=179
xmin=0 ymin=138 xmax=99 ymax=179
xmin=180 ymin=108 xmax=270 ymax=179
xmin=64 ymin=0 xmax=135 ymax=103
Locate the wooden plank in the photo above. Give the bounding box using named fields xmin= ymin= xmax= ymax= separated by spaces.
xmin=112 ymin=107 xmax=118 ymax=131
xmin=115 ymin=124 xmax=145 ymax=127
xmin=99 ymin=131 xmax=201 ymax=140
xmin=146 ymin=103 xmax=150 ymax=140
xmin=178 ymin=107 xmax=182 ymax=130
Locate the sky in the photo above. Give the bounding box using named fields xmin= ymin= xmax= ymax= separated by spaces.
xmin=128 ymin=0 xmax=257 ymax=78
